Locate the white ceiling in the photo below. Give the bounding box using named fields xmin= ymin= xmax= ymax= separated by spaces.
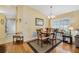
xmin=0 ymin=5 xmax=16 ymax=18
xmin=0 ymin=5 xmax=79 ymax=18
xmin=30 ymin=5 xmax=79 ymax=16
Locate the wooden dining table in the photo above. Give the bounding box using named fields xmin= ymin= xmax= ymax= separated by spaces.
xmin=40 ymin=32 xmax=56 ymax=44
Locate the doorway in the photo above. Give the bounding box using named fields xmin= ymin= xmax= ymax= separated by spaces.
xmin=6 ymin=18 xmax=16 ymax=37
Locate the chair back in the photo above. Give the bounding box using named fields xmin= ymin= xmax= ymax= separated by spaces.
xmin=36 ymin=29 xmax=42 ymax=39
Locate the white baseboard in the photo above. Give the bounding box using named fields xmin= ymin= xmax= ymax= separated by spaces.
xmin=0 ymin=37 xmax=37 ymax=44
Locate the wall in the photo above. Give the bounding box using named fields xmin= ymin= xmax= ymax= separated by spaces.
xmin=0 ymin=5 xmax=49 ymax=43
xmin=16 ymin=6 xmax=49 ymax=41
xmin=0 ymin=13 xmax=6 ymax=44
xmin=0 ymin=6 xmax=16 ymax=44
xmin=0 ymin=14 xmax=6 ymax=36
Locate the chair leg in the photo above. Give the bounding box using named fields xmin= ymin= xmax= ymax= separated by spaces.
xmin=37 ymin=39 xmax=39 ymax=45
xmin=55 ymin=39 xmax=56 ymax=44
xmin=41 ymin=39 xmax=43 ymax=48
xmin=13 ymin=38 xmax=14 ymax=44
xmin=51 ymin=40 xmax=54 ymax=46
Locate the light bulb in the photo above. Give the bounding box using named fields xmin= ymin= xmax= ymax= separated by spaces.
xmin=51 ymin=15 xmax=55 ymax=18
xmin=48 ymin=16 xmax=50 ymax=19
xmin=48 ymin=15 xmax=55 ymax=19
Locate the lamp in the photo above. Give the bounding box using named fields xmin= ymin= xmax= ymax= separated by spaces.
xmin=69 ymin=26 xmax=74 ymax=31
xmin=48 ymin=5 xmax=55 ymax=19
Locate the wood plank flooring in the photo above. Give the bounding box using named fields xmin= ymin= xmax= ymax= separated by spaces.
xmin=50 ymin=43 xmax=79 ymax=53
xmin=5 ymin=42 xmax=33 ymax=53
xmin=0 ymin=41 xmax=79 ymax=53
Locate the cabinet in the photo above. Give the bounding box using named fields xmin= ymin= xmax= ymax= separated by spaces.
xmin=62 ymin=35 xmax=72 ymax=44
xmin=75 ymin=35 xmax=79 ymax=47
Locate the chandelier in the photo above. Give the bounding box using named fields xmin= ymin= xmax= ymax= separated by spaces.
xmin=48 ymin=5 xmax=55 ymax=19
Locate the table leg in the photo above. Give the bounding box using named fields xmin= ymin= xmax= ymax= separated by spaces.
xmin=22 ymin=36 xmax=24 ymax=43
xmin=13 ymin=37 xmax=14 ymax=44
xmin=41 ymin=39 xmax=43 ymax=48
xmin=70 ymin=37 xmax=72 ymax=44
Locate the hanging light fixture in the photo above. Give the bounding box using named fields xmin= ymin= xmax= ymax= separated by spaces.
xmin=48 ymin=5 xmax=55 ymax=19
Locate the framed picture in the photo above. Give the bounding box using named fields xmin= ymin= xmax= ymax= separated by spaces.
xmin=35 ymin=18 xmax=44 ymax=26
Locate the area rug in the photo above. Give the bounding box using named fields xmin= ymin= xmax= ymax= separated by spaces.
xmin=27 ymin=39 xmax=62 ymax=53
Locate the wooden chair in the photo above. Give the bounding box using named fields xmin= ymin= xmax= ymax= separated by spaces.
xmin=47 ymin=28 xmax=57 ymax=45
xmin=36 ymin=29 xmax=49 ymax=47
xmin=48 ymin=33 xmax=56 ymax=46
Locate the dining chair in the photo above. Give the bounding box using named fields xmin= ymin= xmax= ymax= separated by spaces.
xmin=36 ymin=29 xmax=49 ymax=47
xmin=48 ymin=33 xmax=56 ymax=46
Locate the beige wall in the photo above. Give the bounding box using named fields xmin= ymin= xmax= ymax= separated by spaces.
xmin=0 ymin=5 xmax=49 ymax=43
xmin=0 ymin=14 xmax=6 ymax=37
xmin=0 ymin=13 xmax=7 ymax=44
xmin=16 ymin=6 xmax=49 ymax=41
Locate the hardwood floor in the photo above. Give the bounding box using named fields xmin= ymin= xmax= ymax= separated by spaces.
xmin=5 ymin=42 xmax=33 ymax=53
xmin=0 ymin=41 xmax=79 ymax=53
xmin=50 ymin=42 xmax=79 ymax=53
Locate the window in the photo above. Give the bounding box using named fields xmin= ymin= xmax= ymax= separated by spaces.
xmin=51 ymin=18 xmax=71 ymax=30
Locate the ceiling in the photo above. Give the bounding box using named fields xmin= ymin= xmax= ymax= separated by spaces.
xmin=30 ymin=5 xmax=79 ymax=16
xmin=0 ymin=5 xmax=79 ymax=18
xmin=0 ymin=5 xmax=16 ymax=18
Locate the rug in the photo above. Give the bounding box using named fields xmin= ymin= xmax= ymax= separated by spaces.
xmin=27 ymin=39 xmax=62 ymax=53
